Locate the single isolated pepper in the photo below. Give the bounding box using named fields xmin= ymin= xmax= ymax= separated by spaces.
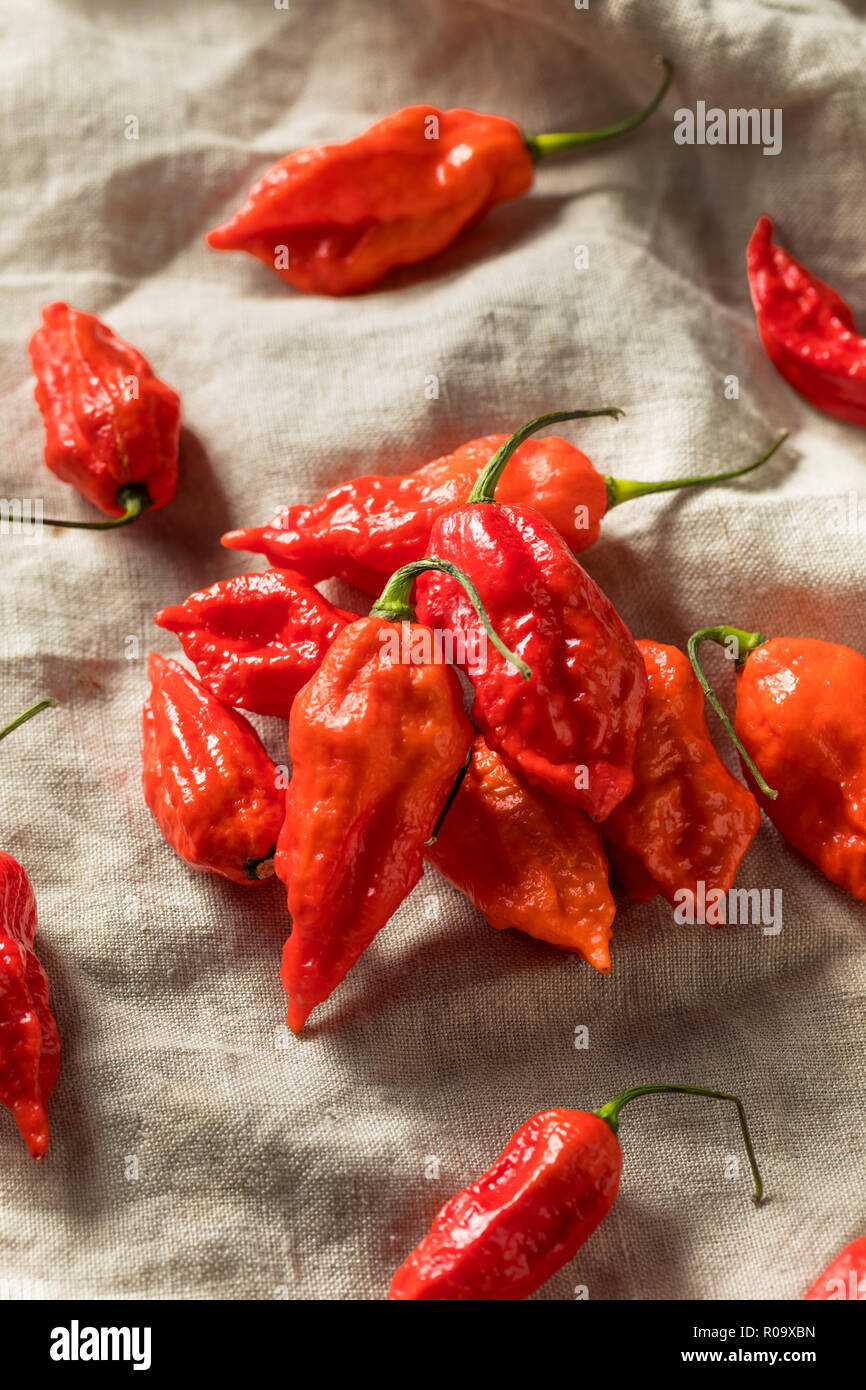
xmin=803 ymin=1237 xmax=866 ymax=1300
xmin=206 ymin=58 xmax=673 ymax=295
xmin=603 ymin=640 xmax=760 ymax=907
xmin=223 ymin=422 xmax=786 ymax=597
xmin=27 ymin=302 xmax=181 ymax=527
xmin=142 ymin=653 xmax=285 ymax=883
xmin=389 ymin=1082 xmax=763 ymax=1300
xmin=688 ymin=626 xmax=866 ymax=900
xmin=277 ymin=558 xmax=528 ymax=1033
xmin=747 ymin=215 xmax=866 ymax=427
xmin=415 ymin=411 xmax=648 ymax=820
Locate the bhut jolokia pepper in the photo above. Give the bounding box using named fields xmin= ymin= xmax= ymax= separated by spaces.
xmin=142 ymin=653 xmax=285 ymax=883
xmin=414 ymin=411 xmax=648 ymax=820
xmin=222 ymin=422 xmax=786 ymax=597
xmin=27 ymin=302 xmax=181 ymax=527
xmin=427 ymin=735 xmax=615 ymax=971
xmin=803 ymin=1237 xmax=866 ymax=1300
xmin=389 ymin=1082 xmax=763 ymax=1300
xmin=206 ymin=58 xmax=672 ymax=296
xmin=0 ymin=699 xmax=61 ymax=1160
xmin=603 ymin=640 xmax=760 ymax=908
xmin=154 ymin=570 xmax=355 ymax=718
xmin=688 ymin=626 xmax=866 ymax=900
xmin=747 ymin=215 xmax=866 ymax=427
xmin=277 ymin=558 xmax=528 ymax=1033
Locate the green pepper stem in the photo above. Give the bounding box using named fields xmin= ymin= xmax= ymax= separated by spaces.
xmin=605 ymin=429 xmax=788 ymax=510
xmin=469 ymin=408 xmax=623 ymax=505
xmin=370 ymin=558 xmax=531 ymax=680
xmin=426 ymin=747 xmax=472 ymax=846
xmin=687 ymin=626 xmax=776 ymax=799
xmin=594 ymin=1082 xmax=764 ymax=1205
xmin=0 ymin=697 xmax=57 ymax=743
xmin=40 ymin=483 xmax=151 ymax=530
xmin=525 ymin=57 xmax=674 ymax=161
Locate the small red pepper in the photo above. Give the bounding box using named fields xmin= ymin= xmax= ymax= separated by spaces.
xmin=803 ymin=1237 xmax=866 ymax=1300
xmin=142 ymin=653 xmax=285 ymax=884
xmin=223 ymin=424 xmax=786 ymax=597
xmin=603 ymin=640 xmax=760 ymax=907
xmin=207 ymin=59 xmax=672 ymax=296
xmin=415 ymin=411 xmax=648 ymax=820
xmin=27 ymin=302 xmax=181 ymax=527
xmin=389 ymin=1082 xmax=763 ymax=1300
xmin=747 ymin=215 xmax=866 ymax=427
xmin=688 ymin=627 xmax=866 ymax=900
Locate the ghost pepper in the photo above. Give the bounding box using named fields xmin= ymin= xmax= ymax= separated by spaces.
xmin=804 ymin=1237 xmax=866 ymax=1300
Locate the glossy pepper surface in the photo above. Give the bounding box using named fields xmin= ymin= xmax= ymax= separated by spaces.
xmin=603 ymin=641 xmax=760 ymax=907
xmin=223 ymin=427 xmax=785 ymax=597
xmin=142 ymin=653 xmax=284 ymax=884
xmin=389 ymin=1083 xmax=763 ymax=1301
xmin=154 ymin=569 xmax=355 ymax=718
xmin=689 ymin=628 xmax=866 ymax=901
xmin=747 ymin=215 xmax=866 ymax=427
xmin=207 ymin=60 xmax=671 ymax=296
xmin=415 ymin=412 xmax=647 ymax=819
xmin=427 ymin=735 xmax=615 ymax=970
xmin=803 ymin=1237 xmax=866 ymax=1300
xmin=28 ymin=302 xmax=181 ymax=526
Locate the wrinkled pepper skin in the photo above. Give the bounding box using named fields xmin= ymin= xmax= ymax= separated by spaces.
xmin=0 ymin=853 xmax=61 ymax=1159
xmin=604 ymin=641 xmax=760 ymax=906
xmin=734 ymin=638 xmax=866 ymax=899
xmin=141 ymin=653 xmax=284 ymax=884
xmin=222 ymin=433 xmax=607 ymax=595
xmin=154 ymin=569 xmax=355 ymax=718
xmin=28 ymin=302 xmax=181 ymax=516
xmin=277 ymin=617 xmax=472 ymax=1033
xmin=206 ymin=107 xmax=533 ymax=296
xmin=388 ymin=1108 xmax=621 ymax=1300
xmin=803 ymin=1237 xmax=866 ymax=1300
xmin=427 ymin=735 xmax=615 ymax=970
xmin=747 ymin=216 xmax=866 ymax=427
xmin=415 ymin=506 xmax=646 ymax=820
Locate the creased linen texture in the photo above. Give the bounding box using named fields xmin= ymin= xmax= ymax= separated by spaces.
xmin=1 ymin=0 xmax=864 ymax=1301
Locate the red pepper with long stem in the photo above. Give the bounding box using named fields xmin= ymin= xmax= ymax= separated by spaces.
xmin=207 ymin=59 xmax=673 ymax=296
xmin=804 ymin=1238 xmax=866 ymax=1300
xmin=389 ymin=1082 xmax=763 ymax=1300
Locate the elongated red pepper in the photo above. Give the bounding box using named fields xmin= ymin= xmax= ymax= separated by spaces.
xmin=389 ymin=1082 xmax=763 ymax=1300
xmin=804 ymin=1237 xmax=866 ymax=1300
xmin=27 ymin=303 xmax=181 ymax=527
xmin=223 ymin=425 xmax=786 ymax=597
xmin=747 ymin=215 xmax=866 ymax=427
xmin=142 ymin=653 xmax=285 ymax=883
xmin=207 ymin=60 xmax=672 ymax=296
xmin=688 ymin=627 xmax=866 ymax=900
xmin=414 ymin=411 xmax=648 ymax=820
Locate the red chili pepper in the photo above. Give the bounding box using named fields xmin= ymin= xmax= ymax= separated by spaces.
xmin=747 ymin=215 xmax=866 ymax=427
xmin=414 ymin=411 xmax=648 ymax=820
xmin=154 ymin=570 xmax=355 ymax=718
xmin=803 ymin=1237 xmax=866 ymax=1300
xmin=389 ymin=1082 xmax=763 ymax=1300
xmin=142 ymin=653 xmax=285 ymax=884
xmin=603 ymin=640 xmax=760 ymax=907
xmin=277 ymin=559 xmax=527 ymax=1033
xmin=688 ymin=627 xmax=866 ymax=900
xmin=207 ymin=59 xmax=672 ymax=296
xmin=222 ymin=425 xmax=785 ymax=597
xmin=27 ymin=302 xmax=181 ymax=527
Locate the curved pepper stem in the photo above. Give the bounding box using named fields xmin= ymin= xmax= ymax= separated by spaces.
xmin=40 ymin=483 xmax=152 ymax=530
xmin=370 ymin=558 xmax=531 ymax=680
xmin=605 ymin=429 xmax=788 ymax=509
xmin=687 ymin=626 xmax=776 ymax=799
xmin=525 ymin=56 xmax=674 ymax=161
xmin=0 ymin=697 xmax=57 ymax=743
xmin=469 ymin=407 xmax=623 ymax=505
xmin=594 ymin=1082 xmax=764 ymax=1205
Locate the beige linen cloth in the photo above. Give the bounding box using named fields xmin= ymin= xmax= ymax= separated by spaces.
xmin=1 ymin=0 xmax=864 ymax=1301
